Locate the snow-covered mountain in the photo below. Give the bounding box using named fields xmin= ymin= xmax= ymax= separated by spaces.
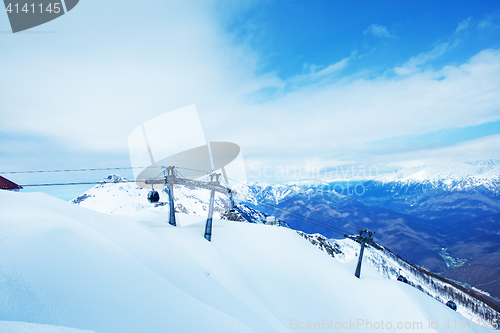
xmin=373 ymin=160 xmax=500 ymax=191
xmin=233 ymin=160 xmax=500 ymax=207
xmin=353 ymin=160 xmax=500 ymax=222
xmin=348 ymin=160 xmax=500 ymax=225
xmin=2 ymin=189 xmax=498 ymax=332
xmin=72 ymin=174 xmax=269 ymax=224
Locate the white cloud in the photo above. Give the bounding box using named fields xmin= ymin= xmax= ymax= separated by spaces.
xmin=1 ymin=3 xmax=500 ymax=182
xmin=375 ymin=133 xmax=500 ymax=169
xmin=363 ymin=24 xmax=395 ymax=38
xmin=228 ymin=48 xmax=500 ymax=164
xmin=0 ymin=0 xmax=278 ymax=151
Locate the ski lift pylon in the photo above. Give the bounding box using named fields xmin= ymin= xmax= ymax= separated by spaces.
xmin=227 ymin=188 xmax=236 ymax=213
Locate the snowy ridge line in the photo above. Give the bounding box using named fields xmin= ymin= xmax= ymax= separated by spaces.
xmin=234 ymin=159 xmax=500 ymax=205
xmin=363 ymin=245 xmax=500 ymax=328
xmin=296 ymin=231 xmax=343 ymax=259
xmin=368 ymin=176 xmax=500 ymax=193
xmin=300 ymin=234 xmax=500 ymax=329
xmin=370 ymin=159 xmax=500 ymax=191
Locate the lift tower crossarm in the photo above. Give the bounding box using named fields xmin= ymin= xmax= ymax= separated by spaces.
xmin=143 ymin=176 xmax=235 ymax=195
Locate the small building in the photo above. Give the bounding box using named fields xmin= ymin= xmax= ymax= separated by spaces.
xmin=266 ymin=216 xmax=280 ymax=226
xmin=0 ymin=175 xmax=23 ymax=192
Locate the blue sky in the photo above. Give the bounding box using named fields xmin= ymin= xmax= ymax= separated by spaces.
xmin=1 ymin=0 xmax=500 ymax=199
xmin=223 ymin=1 xmax=500 ymax=80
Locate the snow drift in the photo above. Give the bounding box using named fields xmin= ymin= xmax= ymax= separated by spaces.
xmin=0 ymin=190 xmax=495 ymax=332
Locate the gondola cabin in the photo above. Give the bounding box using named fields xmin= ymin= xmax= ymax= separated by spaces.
xmin=397 ymin=275 xmax=408 ymax=284
xmin=446 ymin=300 xmax=457 ymax=311
xmin=148 ymin=190 xmax=160 ymax=203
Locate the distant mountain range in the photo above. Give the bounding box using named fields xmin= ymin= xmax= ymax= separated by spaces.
xmin=234 ymin=160 xmax=500 ymax=301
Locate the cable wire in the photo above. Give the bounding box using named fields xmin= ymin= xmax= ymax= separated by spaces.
xmin=1 ymin=167 xmax=156 ymax=174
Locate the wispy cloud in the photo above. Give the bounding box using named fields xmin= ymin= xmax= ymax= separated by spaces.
xmin=363 ymin=24 xmax=395 ymax=38
xmin=394 ymin=18 xmax=472 ymax=76
xmin=313 ymin=57 xmax=351 ymax=75
xmin=455 ymin=17 xmax=472 ymax=34
xmin=478 ymin=18 xmax=492 ymax=30
xmin=393 ymin=42 xmax=449 ymax=76
xmin=296 ymin=52 xmax=356 ymax=83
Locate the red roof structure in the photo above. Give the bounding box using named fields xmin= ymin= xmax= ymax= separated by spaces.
xmin=0 ymin=175 xmax=23 ymax=190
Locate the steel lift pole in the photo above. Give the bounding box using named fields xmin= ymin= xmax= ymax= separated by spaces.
xmin=204 ymin=173 xmax=220 ymax=242
xmin=165 ymin=166 xmax=176 ymax=226
xmin=354 ymin=236 xmax=366 ymax=278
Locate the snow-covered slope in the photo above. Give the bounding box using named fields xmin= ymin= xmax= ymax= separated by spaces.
xmin=1 ymin=190 xmax=494 ymax=332
xmin=299 ymin=233 xmax=500 ymax=329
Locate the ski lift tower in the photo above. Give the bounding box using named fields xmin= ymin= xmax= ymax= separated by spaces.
xmin=144 ymin=166 xmax=235 ymax=241
xmin=345 ymin=229 xmax=379 ymax=278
